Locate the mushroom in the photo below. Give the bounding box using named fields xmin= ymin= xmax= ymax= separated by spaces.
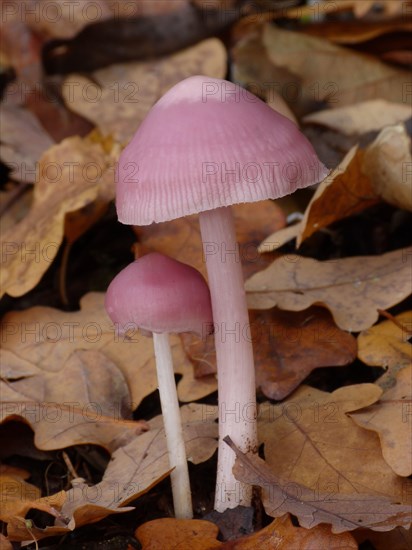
xmin=116 ymin=76 xmax=329 ymax=511
xmin=105 ymin=252 xmax=213 ymax=519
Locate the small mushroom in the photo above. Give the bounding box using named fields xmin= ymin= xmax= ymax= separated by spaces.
xmin=105 ymin=252 xmax=213 ymax=519
xmin=116 ymin=76 xmax=328 ymax=511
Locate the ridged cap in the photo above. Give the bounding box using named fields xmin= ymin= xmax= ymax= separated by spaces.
xmin=117 ymin=75 xmax=328 ymax=225
xmin=105 ymin=253 xmax=213 ymax=336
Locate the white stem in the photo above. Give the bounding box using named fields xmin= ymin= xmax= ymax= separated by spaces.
xmin=152 ymin=332 xmax=193 ymax=519
xmin=199 ymin=207 xmax=257 ymax=512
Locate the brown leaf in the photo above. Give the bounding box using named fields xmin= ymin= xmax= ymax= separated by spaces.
xmin=136 ymin=518 xmax=221 ymax=549
xmin=245 ymin=247 xmax=412 ymax=332
xmin=254 ymin=385 xmax=412 ymax=524
xmin=258 ymin=223 xmax=301 ymax=254
xmin=296 ymin=145 xmax=379 ymax=246
xmin=362 ymin=124 xmax=412 ymax=212
xmin=0 ymin=105 xmax=54 ymax=183
xmin=59 ymin=404 xmax=218 ymax=528
xmin=0 ymin=348 xmax=147 ymax=452
xmin=62 ymin=38 xmax=227 ymax=144
xmin=232 ymin=514 xmax=357 ymax=549
xmin=348 ymin=366 xmax=412 ymax=477
xmin=227 ymin=433 xmax=411 ymax=533
xmin=262 ymin=24 xmax=410 ymax=107
xmin=2 ymin=488 xmax=67 ymax=543
xmin=354 ymin=526 xmax=412 ymax=550
xmin=183 ymin=307 xmax=357 ymax=401
xmin=358 ymin=311 xmax=412 ymax=389
xmin=0 ymin=292 xmax=216 ymax=408
xmin=0 ymin=136 xmax=115 ymax=298
xmin=135 ymin=201 xmax=286 ymax=280
xmin=136 ymin=514 xmax=357 ymax=549
xmin=303 ymin=100 xmax=411 ymax=136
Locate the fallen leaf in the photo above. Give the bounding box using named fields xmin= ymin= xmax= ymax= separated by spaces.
xmin=0 ymin=348 xmax=148 ymax=452
xmin=362 ymin=124 xmax=412 ymax=212
xmin=296 ymin=145 xmax=379 ymax=247
xmin=136 ymin=518 xmax=221 ymax=549
xmin=256 ymin=385 xmax=411 ymax=506
xmin=58 ymin=404 xmax=218 ymax=530
xmin=27 ymin=0 xmax=113 ymax=39
xmin=245 ymin=247 xmax=412 ymax=332
xmin=239 ymin=514 xmax=357 ymax=549
xmin=354 ymin=526 xmax=412 ymax=550
xmin=183 ymin=307 xmax=357 ymax=401
xmin=357 ymin=311 xmax=412 ymax=389
xmin=0 ymin=292 xmax=216 ymax=407
xmin=62 ymin=38 xmax=227 ymax=144
xmin=136 ymin=514 xmax=357 ymax=548
xmin=348 ymin=366 xmax=412 ymax=477
xmin=258 ymin=223 xmax=301 ymax=253
xmin=0 ymin=105 xmax=54 ymax=183
xmin=227 ymin=433 xmax=411 ymax=533
xmin=0 ymin=533 xmax=13 ymax=550
xmin=0 ymin=136 xmax=115 ymax=298
xmin=135 ymin=201 xmax=286 ymax=280
xmin=303 ymin=100 xmax=411 ymax=136
xmin=1 ymin=488 xmax=67 ymax=543
xmin=262 ymin=24 xmax=410 ymax=107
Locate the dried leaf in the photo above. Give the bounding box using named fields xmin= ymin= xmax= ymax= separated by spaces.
xmin=136 ymin=518 xmax=221 ymax=549
xmin=358 ymin=311 xmax=412 ymax=389
xmin=2 ymin=490 xmax=67 ymax=543
xmin=135 ymin=201 xmax=286 ymax=280
xmin=62 ymin=38 xmax=227 ymax=144
xmin=256 ymin=385 xmax=411 ymax=508
xmin=228 ymin=433 xmax=411 ymax=533
xmin=245 ymin=247 xmax=412 ymax=332
xmin=263 ymin=24 xmax=410 ymax=106
xmin=0 ymin=348 xmax=147 ymax=452
xmin=239 ymin=515 xmax=357 ymax=549
xmin=354 ymin=526 xmax=412 ymax=550
xmin=0 ymin=292 xmax=216 ymax=407
xmin=136 ymin=514 xmax=357 ymax=549
xmin=0 ymin=105 xmax=54 ymax=183
xmin=362 ymin=124 xmax=412 ymax=212
xmin=348 ymin=366 xmax=412 ymax=477
xmin=183 ymin=307 xmax=357 ymax=401
xmin=258 ymin=223 xmax=301 ymax=253
xmin=303 ymin=100 xmax=411 ymax=136
xmin=296 ymin=145 xmax=379 ymax=247
xmin=0 ymin=137 xmax=115 ymax=298
xmin=59 ymin=404 xmax=218 ymax=528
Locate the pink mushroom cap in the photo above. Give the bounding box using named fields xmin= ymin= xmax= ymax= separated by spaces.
xmin=105 ymin=252 xmax=213 ymax=336
xmin=116 ymin=75 xmax=329 ymax=225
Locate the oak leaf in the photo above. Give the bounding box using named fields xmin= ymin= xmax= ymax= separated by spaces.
xmin=0 ymin=105 xmax=54 ymax=183
xmin=0 ymin=136 xmax=115 ymax=298
xmin=135 ymin=514 xmax=357 ymax=548
xmin=0 ymin=348 xmax=147 ymax=452
xmin=303 ymin=100 xmax=411 ymax=136
xmin=227 ymin=434 xmax=411 ymax=533
xmin=183 ymin=307 xmax=357 ymax=401
xmin=245 ymin=247 xmax=412 ymax=332
xmin=262 ymin=24 xmax=410 ymax=106
xmin=135 ymin=201 xmax=286 ymax=280
xmin=57 ymin=404 xmax=218 ymax=529
xmin=362 ymin=124 xmax=412 ymax=212
xmin=62 ymin=38 xmax=227 ymax=144
xmin=348 ymin=366 xmax=412 ymax=477
xmin=0 ymin=292 xmax=216 ymax=409
xmin=252 ymin=385 xmax=412 ymax=528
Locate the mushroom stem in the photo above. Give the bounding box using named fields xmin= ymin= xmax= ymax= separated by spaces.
xmin=199 ymin=207 xmax=257 ymax=512
xmin=152 ymin=332 xmax=193 ymax=519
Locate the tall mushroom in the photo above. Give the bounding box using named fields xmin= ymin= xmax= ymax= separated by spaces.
xmin=116 ymin=76 xmax=329 ymax=511
xmin=105 ymin=252 xmax=213 ymax=519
